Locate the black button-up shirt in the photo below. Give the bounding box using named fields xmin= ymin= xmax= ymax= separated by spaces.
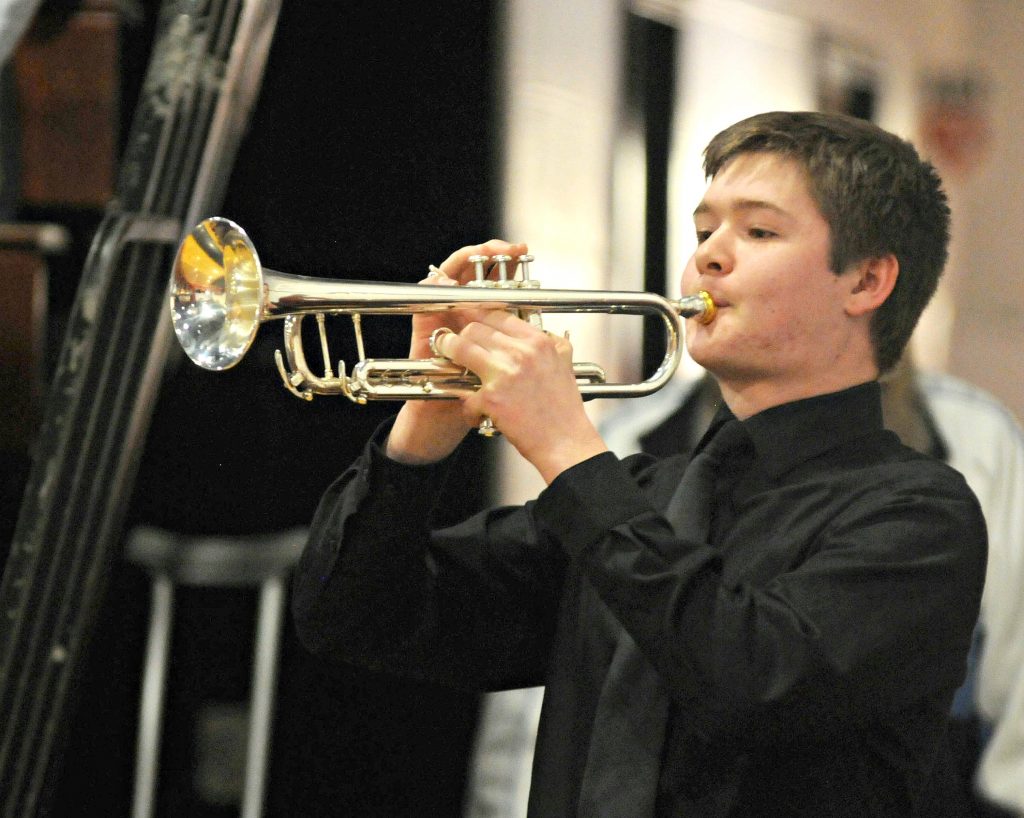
xmin=293 ymin=382 xmax=987 ymax=816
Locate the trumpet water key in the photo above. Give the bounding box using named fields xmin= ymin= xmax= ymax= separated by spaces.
xmin=168 ymin=217 xmax=717 ymax=404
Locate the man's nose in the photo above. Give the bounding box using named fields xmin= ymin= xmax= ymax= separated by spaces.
xmin=694 ymin=231 xmax=731 ymax=275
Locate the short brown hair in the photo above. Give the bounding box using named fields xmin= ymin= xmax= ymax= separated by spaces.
xmin=703 ymin=111 xmax=950 ymax=373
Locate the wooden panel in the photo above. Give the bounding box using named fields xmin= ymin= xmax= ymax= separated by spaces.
xmin=13 ymin=9 xmax=120 ymax=208
xmin=0 ymin=248 xmax=47 ymax=454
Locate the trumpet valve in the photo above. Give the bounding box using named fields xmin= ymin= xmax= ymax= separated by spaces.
xmin=464 ymin=252 xmax=541 ymax=289
xmin=516 ymin=254 xmax=539 ymax=288
xmin=468 ymin=254 xmax=489 ymax=283
xmin=491 ymin=254 xmax=512 ymax=282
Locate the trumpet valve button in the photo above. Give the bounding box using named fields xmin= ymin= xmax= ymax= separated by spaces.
xmin=468 ymin=254 xmax=489 ymax=282
xmin=491 ymin=254 xmax=512 ymax=282
xmin=517 ymin=253 xmax=534 ymax=282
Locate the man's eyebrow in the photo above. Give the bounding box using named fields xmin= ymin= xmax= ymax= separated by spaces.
xmin=693 ymin=199 xmax=791 ymax=218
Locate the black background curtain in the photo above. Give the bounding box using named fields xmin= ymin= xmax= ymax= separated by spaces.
xmin=50 ymin=2 xmax=499 ymax=815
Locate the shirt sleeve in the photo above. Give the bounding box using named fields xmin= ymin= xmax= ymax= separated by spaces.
xmin=291 ymin=418 xmax=569 ymax=691
xmin=535 ymin=449 xmax=988 ymax=749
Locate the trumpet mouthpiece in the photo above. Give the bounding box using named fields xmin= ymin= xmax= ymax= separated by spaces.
xmin=674 ymin=290 xmax=717 ymax=324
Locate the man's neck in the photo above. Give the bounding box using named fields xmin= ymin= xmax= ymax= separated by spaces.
xmin=717 ymin=366 xmax=880 ymax=420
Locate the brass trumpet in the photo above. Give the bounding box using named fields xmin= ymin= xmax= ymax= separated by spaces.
xmin=168 ymin=217 xmax=716 ymax=404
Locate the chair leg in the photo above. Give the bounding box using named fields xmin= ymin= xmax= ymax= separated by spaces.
xmin=241 ymin=572 xmax=287 ymax=818
xmin=132 ymin=574 xmax=175 ymax=818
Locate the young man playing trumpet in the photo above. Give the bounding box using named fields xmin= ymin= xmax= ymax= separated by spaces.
xmin=292 ymin=111 xmax=987 ymax=817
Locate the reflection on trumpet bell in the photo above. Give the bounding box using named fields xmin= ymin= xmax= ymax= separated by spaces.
xmin=169 ymin=217 xmax=263 ymax=371
xmin=168 ymin=216 xmax=717 ymax=405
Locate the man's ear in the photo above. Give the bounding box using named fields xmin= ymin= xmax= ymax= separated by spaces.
xmin=845 ymin=254 xmax=898 ymax=316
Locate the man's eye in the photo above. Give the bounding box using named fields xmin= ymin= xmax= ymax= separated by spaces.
xmin=695 ymin=230 xmax=713 ymax=243
xmin=749 ymin=228 xmax=776 ymax=239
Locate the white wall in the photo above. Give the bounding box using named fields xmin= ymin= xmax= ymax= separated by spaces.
xmin=496 ymin=0 xmax=623 ymax=502
xmin=944 ymin=0 xmax=1024 ymax=419
xmin=667 ymin=1 xmax=817 ymax=290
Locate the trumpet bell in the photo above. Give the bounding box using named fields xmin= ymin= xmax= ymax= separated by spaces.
xmin=169 ymin=217 xmax=264 ymax=370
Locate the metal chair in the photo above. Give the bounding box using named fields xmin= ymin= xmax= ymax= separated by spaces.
xmin=125 ymin=525 xmax=306 ymax=818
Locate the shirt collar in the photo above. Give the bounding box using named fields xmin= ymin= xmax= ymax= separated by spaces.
xmin=702 ymin=381 xmax=885 ymax=479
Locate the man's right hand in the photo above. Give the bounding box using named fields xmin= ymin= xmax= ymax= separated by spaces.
xmin=384 ymin=239 xmax=528 ymax=465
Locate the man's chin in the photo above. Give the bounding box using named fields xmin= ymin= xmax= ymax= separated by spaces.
xmin=686 ymin=346 xmax=748 ymax=384
xmin=684 ymin=335 xmax=719 ymax=370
